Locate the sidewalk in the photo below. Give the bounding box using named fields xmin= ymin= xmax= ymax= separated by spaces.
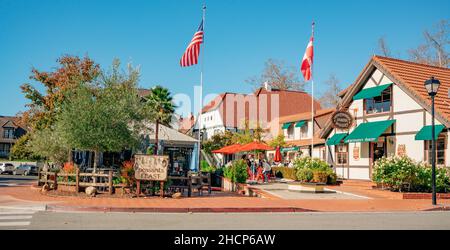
xmin=0 ymin=182 xmax=449 ymax=213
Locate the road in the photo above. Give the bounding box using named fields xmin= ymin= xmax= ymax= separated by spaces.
xmin=0 ymin=174 xmax=37 ymax=187
xmin=0 ymin=174 xmax=449 ymax=230
xmin=1 ymin=211 xmax=439 ymax=230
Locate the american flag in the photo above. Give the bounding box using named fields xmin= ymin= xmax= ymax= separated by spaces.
xmin=180 ymin=20 xmax=204 ymax=67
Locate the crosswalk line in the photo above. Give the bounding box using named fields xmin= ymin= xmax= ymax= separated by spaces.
xmin=0 ymin=221 xmax=31 ymax=227
xmin=0 ymin=215 xmax=33 ymax=220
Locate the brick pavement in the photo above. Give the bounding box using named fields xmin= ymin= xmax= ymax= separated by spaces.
xmin=0 ymin=181 xmax=449 ymax=213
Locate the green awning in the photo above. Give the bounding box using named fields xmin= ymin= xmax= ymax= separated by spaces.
xmin=295 ymin=120 xmax=306 ymax=128
xmin=344 ymin=120 xmax=396 ymax=143
xmin=326 ymin=133 xmax=348 ymax=146
xmin=353 ymin=83 xmax=392 ymax=100
xmin=415 ymin=125 xmax=446 ymax=140
xmin=282 ymin=122 xmax=293 ymax=129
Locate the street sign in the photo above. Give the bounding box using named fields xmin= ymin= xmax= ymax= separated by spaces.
xmin=133 ymin=155 xmax=169 ymax=181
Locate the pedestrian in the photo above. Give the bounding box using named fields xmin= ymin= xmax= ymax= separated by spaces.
xmin=262 ymin=160 xmax=272 ymax=183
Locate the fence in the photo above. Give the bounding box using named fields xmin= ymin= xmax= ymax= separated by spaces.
xmin=38 ymin=168 xmax=117 ymax=195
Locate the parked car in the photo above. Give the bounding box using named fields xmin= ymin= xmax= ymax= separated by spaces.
xmin=0 ymin=163 xmax=15 ymax=175
xmin=13 ymin=164 xmax=38 ymax=176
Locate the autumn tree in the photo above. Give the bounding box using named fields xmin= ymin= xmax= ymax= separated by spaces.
xmin=318 ymin=74 xmax=342 ymax=108
xmin=20 ymin=55 xmax=100 ymax=130
xmin=56 ymin=60 xmax=143 ymax=171
xmin=247 ymin=59 xmax=306 ymax=91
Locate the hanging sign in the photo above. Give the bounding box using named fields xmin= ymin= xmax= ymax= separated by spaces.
xmin=134 ymin=155 xmax=169 ymax=181
xmin=353 ymin=146 xmax=360 ymax=160
xmin=281 ymin=146 xmax=299 ymax=152
xmin=331 ymin=110 xmax=354 ymax=130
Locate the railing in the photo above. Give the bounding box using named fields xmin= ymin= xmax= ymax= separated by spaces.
xmin=38 ymin=168 xmax=116 ymax=195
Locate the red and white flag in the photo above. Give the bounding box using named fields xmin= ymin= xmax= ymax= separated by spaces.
xmin=301 ymin=37 xmax=314 ymax=81
xmin=180 ymin=20 xmax=204 ymax=67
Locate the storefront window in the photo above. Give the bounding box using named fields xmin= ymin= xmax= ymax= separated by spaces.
xmin=426 ymin=135 xmax=446 ymax=165
xmin=287 ymin=124 xmax=294 ymax=139
xmin=336 ymin=144 xmax=348 ymax=165
xmin=365 ymin=87 xmax=391 ymax=114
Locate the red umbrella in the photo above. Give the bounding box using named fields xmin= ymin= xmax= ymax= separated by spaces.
xmin=274 ymin=146 xmax=282 ymax=162
xmin=212 ymin=144 xmax=242 ymax=154
xmin=237 ymin=141 xmax=274 ymax=152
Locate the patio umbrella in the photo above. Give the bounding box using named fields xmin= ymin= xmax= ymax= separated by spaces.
xmin=274 ymin=146 xmax=282 ymax=163
xmin=236 ymin=141 xmax=274 ymax=152
xmin=212 ymin=144 xmax=242 ymax=154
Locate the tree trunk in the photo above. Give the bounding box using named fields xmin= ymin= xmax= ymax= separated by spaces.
xmin=67 ymin=149 xmax=73 ymax=163
xmin=93 ymin=149 xmax=100 ymax=173
xmin=154 ymin=119 xmax=159 ymax=155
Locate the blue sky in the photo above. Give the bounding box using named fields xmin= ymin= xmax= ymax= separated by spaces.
xmin=0 ymin=0 xmax=449 ymax=117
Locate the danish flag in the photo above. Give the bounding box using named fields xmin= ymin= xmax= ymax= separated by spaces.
xmin=301 ymin=37 xmax=314 ymax=81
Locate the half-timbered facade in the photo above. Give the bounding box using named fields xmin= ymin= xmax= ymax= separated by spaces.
xmin=321 ymin=56 xmax=450 ymax=180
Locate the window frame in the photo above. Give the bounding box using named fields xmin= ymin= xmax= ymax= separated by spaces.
xmin=424 ymin=134 xmax=447 ymax=166
xmin=335 ymin=143 xmax=349 ymax=165
xmin=363 ymin=85 xmax=392 ymax=115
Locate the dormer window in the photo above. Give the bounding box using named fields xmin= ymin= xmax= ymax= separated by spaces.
xmin=3 ymin=128 xmax=14 ymax=139
xmin=364 ymin=86 xmax=392 ymax=114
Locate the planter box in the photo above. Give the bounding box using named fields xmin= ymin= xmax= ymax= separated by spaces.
xmin=402 ymin=193 xmax=450 ymax=200
xmin=288 ymin=182 xmax=326 ymax=193
xmin=57 ymin=185 xmax=77 ymax=193
xmin=222 ymin=177 xmax=249 ymax=195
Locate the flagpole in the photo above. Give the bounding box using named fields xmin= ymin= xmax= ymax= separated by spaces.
xmin=310 ymin=21 xmax=315 ymax=158
xmin=198 ymin=5 xmax=206 ymax=171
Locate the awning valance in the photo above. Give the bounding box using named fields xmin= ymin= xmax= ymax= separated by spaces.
xmin=326 ymin=133 xmax=348 ymax=146
xmin=415 ymin=125 xmax=446 ymax=141
xmin=295 ymin=120 xmax=306 ymax=128
xmin=344 ymin=120 xmax=396 ymax=143
xmin=282 ymin=122 xmax=293 ymax=129
xmin=353 ymin=83 xmax=392 ymax=100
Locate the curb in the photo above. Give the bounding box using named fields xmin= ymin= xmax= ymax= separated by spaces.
xmin=422 ymin=206 xmax=450 ymax=211
xmin=45 ymin=204 xmax=317 ymax=213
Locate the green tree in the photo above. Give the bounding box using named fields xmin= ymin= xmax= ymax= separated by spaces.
xmin=28 ymin=126 xmax=71 ymax=165
xmin=56 ymin=60 xmax=143 ymax=171
xmin=144 ymin=86 xmax=176 ymax=155
xmin=202 ymin=130 xmax=233 ymax=154
xmin=9 ymin=133 xmax=40 ymax=161
xmin=268 ymin=134 xmax=287 ymax=148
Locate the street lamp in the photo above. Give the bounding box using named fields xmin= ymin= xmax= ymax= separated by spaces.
xmin=424 ymin=76 xmax=441 ymax=205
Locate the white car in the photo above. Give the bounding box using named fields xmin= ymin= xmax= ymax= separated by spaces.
xmin=0 ymin=163 xmax=15 ymax=175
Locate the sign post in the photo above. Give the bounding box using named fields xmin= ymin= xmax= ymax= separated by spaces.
xmin=133 ymin=154 xmax=169 ymax=198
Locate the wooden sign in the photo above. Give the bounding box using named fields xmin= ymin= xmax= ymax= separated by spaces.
xmin=397 ymin=144 xmax=406 ymax=157
xmin=134 ymin=155 xmax=169 ymax=181
xmin=331 ymin=110 xmax=354 ymax=130
xmin=353 ymin=146 xmax=360 ymax=160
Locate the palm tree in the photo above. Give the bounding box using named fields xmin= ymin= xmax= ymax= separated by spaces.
xmin=145 ymin=86 xmax=176 ymax=155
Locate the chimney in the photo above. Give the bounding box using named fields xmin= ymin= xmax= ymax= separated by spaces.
xmin=264 ymin=81 xmax=271 ymax=91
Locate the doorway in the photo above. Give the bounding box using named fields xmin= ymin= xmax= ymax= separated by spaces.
xmin=370 ymin=140 xmax=387 ymax=178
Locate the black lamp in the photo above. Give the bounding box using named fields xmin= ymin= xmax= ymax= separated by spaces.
xmin=424 ymin=76 xmax=440 ymax=206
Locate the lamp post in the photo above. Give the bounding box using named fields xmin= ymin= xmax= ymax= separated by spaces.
xmin=424 ymin=76 xmax=441 ymax=205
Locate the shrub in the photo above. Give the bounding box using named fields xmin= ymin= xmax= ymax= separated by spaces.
xmin=200 ymin=160 xmax=216 ymax=173
xmin=271 ymin=167 xmax=296 ymax=180
xmin=372 ymin=156 xmax=450 ymax=193
xmin=293 ymin=157 xmax=335 ymax=184
xmin=223 ymin=159 xmax=248 ymax=184
xmin=296 ymin=168 xmax=313 ymax=182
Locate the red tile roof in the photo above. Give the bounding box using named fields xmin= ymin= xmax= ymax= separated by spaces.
xmin=372 ymin=56 xmax=450 ymax=123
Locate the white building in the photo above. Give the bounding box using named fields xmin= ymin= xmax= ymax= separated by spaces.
xmin=320 ymin=56 xmax=450 ymax=180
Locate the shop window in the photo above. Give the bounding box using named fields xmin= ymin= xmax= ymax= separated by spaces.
xmin=335 ymin=144 xmax=348 ymax=165
xmin=426 ymin=135 xmax=447 ymax=165
xmin=287 ymin=124 xmax=294 ymax=139
xmin=364 ymin=86 xmax=392 ymax=114
xmin=300 ymin=124 xmax=308 ymax=138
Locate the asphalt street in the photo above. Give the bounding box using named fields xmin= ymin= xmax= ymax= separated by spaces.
xmin=0 ymin=174 xmax=37 ymax=187
xmin=22 ymin=211 xmax=450 ymax=230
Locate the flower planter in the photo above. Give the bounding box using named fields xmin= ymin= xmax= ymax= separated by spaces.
xmin=222 ymin=177 xmax=237 ymax=192
xmin=288 ymin=182 xmax=326 ymax=193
